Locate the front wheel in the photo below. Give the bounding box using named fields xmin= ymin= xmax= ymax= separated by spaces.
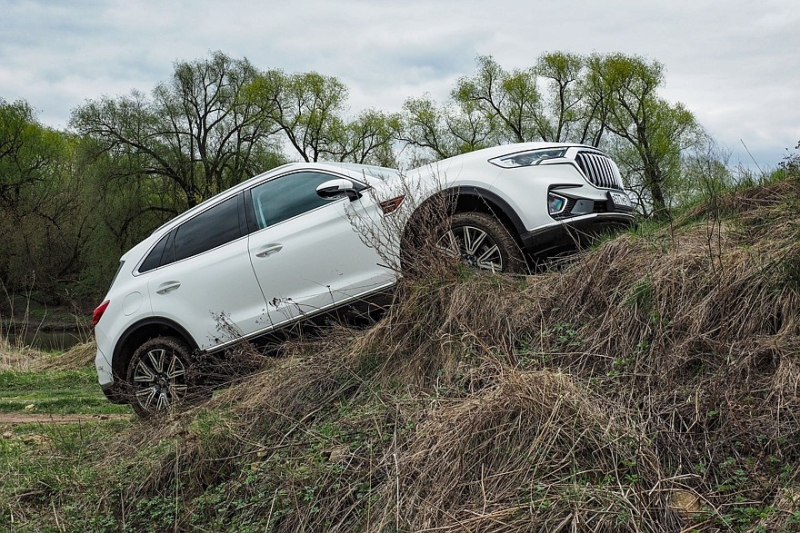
xmin=126 ymin=336 xmax=193 ymax=417
xmin=439 ymin=212 xmax=527 ymax=273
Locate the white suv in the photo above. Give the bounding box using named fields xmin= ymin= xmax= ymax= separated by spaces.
xmin=92 ymin=142 xmax=635 ymax=415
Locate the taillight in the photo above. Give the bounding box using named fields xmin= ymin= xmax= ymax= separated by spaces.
xmin=379 ymin=196 xmax=404 ymax=214
xmin=92 ymin=300 xmax=110 ymax=328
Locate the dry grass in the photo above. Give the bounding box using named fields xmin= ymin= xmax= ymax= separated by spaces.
xmin=31 ymin=340 xmax=97 ymax=371
xmin=0 ymin=336 xmax=96 ymax=371
xmin=8 ymin=175 xmax=800 ymax=532
xmin=0 ymin=334 xmax=46 ymax=371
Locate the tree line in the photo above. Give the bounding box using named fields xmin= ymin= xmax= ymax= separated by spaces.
xmin=0 ymin=51 xmax=729 ymax=307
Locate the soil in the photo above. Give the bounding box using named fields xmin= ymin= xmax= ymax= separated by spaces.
xmin=0 ymin=413 xmax=131 ymax=426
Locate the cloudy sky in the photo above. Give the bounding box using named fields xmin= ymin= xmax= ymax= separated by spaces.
xmin=1 ymin=0 xmax=798 ymax=168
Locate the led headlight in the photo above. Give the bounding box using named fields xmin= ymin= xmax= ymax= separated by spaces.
xmin=489 ymin=148 xmax=568 ymax=168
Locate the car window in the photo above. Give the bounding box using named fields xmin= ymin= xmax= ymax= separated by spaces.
xmin=171 ymin=195 xmax=243 ymax=262
xmin=249 ymin=172 xmax=346 ymax=230
xmin=139 ymin=234 xmax=169 ymax=273
xmin=140 ymin=195 xmax=243 ymax=273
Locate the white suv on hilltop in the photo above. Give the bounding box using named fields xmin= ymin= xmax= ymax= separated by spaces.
xmin=92 ymin=142 xmax=635 ymax=415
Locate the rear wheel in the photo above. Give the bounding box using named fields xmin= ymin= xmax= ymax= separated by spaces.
xmin=439 ymin=212 xmax=527 ymax=273
xmin=126 ymin=336 xmax=193 ymax=417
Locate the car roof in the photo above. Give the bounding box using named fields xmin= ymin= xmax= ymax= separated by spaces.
xmin=143 ymin=161 xmax=398 ymax=237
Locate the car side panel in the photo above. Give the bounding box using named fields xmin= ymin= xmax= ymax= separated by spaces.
xmin=246 ymin=196 xmax=395 ymax=324
xmin=145 ymin=236 xmax=269 ymax=351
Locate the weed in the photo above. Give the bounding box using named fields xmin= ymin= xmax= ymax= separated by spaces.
xmin=628 ymin=277 xmax=654 ymax=309
xmin=547 ymin=322 xmax=583 ymax=350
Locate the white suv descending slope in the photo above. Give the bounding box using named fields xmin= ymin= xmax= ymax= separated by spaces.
xmin=92 ymin=142 xmax=635 ymax=415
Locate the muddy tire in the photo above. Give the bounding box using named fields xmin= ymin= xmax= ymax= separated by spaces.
xmin=440 ymin=212 xmax=527 ymax=273
xmin=126 ymin=336 xmax=196 ymax=418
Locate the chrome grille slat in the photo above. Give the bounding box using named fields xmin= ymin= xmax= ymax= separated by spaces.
xmin=586 ymin=156 xmax=598 ymax=186
xmin=597 ymin=158 xmax=609 ymax=188
xmin=602 ymin=158 xmax=616 ymax=188
xmin=575 ymin=151 xmax=623 ymax=190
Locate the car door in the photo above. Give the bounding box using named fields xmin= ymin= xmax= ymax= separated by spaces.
xmin=246 ymin=171 xmax=394 ymax=328
xmin=145 ymin=193 xmax=270 ymax=351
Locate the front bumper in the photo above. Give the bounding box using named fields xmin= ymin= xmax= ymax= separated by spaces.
xmin=520 ymin=211 xmax=636 ymax=260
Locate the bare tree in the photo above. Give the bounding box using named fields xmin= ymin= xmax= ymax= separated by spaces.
xmin=71 ymin=51 xmax=284 ymax=209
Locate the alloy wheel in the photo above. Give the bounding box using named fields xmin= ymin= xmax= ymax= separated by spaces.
xmin=132 ymin=346 xmax=188 ymax=412
xmin=439 ymin=225 xmax=503 ymax=272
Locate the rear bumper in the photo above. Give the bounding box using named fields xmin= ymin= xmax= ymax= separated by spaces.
xmin=101 ymin=380 xmax=129 ymax=404
xmin=520 ymin=211 xmax=636 ymax=260
xmin=95 ymin=343 xmax=129 ymax=404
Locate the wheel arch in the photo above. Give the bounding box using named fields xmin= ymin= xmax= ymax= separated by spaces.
xmin=399 ymin=185 xmax=529 ymax=273
xmin=112 ymin=317 xmax=199 ymax=379
xmin=445 ymin=186 xmax=527 ymax=241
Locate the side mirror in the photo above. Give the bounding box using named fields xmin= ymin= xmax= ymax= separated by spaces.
xmin=316 ymin=179 xmax=361 ymax=201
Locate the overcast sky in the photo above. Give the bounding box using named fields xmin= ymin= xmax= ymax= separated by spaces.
xmin=1 ymin=0 xmax=798 ymax=169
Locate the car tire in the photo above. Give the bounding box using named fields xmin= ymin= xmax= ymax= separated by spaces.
xmin=441 ymin=212 xmax=527 ymax=273
xmin=126 ymin=336 xmax=196 ymax=418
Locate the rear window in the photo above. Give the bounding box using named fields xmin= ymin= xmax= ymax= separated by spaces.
xmin=139 ymin=235 xmax=170 ymax=273
xmin=173 ymin=195 xmax=242 ymax=261
xmin=138 ymin=195 xmax=243 ymax=272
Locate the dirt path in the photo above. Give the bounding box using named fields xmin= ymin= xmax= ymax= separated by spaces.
xmin=0 ymin=413 xmax=132 ymax=426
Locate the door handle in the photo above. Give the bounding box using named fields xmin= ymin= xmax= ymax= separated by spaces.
xmin=155 ymin=281 xmax=181 ymax=295
xmin=255 ymin=244 xmax=283 ymax=258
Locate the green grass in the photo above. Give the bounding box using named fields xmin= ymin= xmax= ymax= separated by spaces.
xmin=0 ymin=368 xmax=131 ymax=415
xmin=0 ymin=362 xmax=135 ymax=532
xmin=1 ymin=419 xmax=132 ymax=532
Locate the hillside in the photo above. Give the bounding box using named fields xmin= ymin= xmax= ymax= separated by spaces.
xmin=4 ymin=175 xmax=800 ymax=532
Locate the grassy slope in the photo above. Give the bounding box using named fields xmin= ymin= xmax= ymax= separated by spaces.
xmin=3 ymin=175 xmax=800 ymax=532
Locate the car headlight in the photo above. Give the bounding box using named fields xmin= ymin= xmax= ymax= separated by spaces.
xmin=489 ymin=148 xmax=568 ymax=168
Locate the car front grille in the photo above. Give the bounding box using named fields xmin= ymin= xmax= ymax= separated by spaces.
xmin=575 ymin=151 xmax=623 ymax=190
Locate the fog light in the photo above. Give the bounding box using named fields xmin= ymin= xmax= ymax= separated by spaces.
xmin=548 ymin=193 xmax=567 ymax=215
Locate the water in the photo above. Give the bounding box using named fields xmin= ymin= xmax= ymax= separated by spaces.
xmin=5 ymin=328 xmax=87 ymax=352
